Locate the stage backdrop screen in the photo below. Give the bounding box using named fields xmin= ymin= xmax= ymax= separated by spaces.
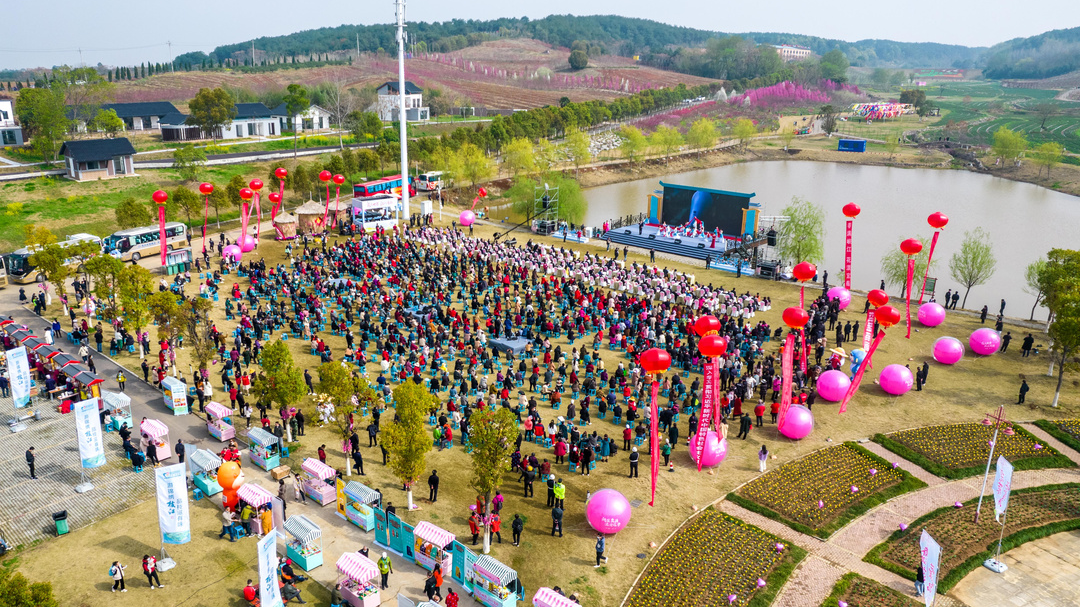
xmin=660 ymin=184 xmax=753 ymax=236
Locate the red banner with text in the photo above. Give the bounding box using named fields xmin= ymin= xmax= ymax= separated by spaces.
xmin=839 ymin=330 xmax=885 ymax=414
xmin=158 ymin=205 xmax=167 ymax=266
xmin=778 ymin=333 xmax=795 ymax=426
xmin=905 ymin=258 xmax=915 ymax=338
xmin=863 ymin=309 xmax=876 ymax=351
xmin=695 ymin=358 xmax=715 ymax=471
xmin=648 ymin=379 xmax=661 ymax=506
xmin=844 ymin=220 xmax=853 ymax=289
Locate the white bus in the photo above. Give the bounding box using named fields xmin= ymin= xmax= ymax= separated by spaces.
xmin=104 ymin=222 xmax=187 ymax=262
xmin=3 ymin=233 xmax=103 ymax=284
xmin=416 ymin=171 xmax=446 ymax=191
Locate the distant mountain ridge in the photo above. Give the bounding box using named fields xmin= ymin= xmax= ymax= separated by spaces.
xmin=984 ymin=26 xmax=1080 ymax=79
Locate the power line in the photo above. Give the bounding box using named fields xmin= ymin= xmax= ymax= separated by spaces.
xmin=0 ymin=42 xmax=214 ymax=53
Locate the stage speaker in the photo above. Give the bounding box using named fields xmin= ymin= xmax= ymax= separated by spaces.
xmin=647 ymin=234 xmax=655 ymax=240
xmin=767 ymin=229 xmax=777 ymax=247
xmin=697 ymin=243 xmax=705 ymax=249
xmin=674 ymin=238 xmax=681 ymax=244
xmin=624 ymin=230 xmax=632 ymax=235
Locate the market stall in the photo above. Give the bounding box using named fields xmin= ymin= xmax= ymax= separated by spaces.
xmin=205 ymin=401 xmax=235 ymax=441
xmin=189 ymin=449 xmax=223 ymax=497
xmin=470 ymin=555 xmax=520 ymax=607
xmin=284 ymin=514 xmax=323 ymax=571
xmin=300 ymin=458 xmax=336 ymax=505
xmin=335 ymin=552 xmax=381 ymax=607
xmin=236 ymin=484 xmax=274 ymax=509
xmin=532 ymin=588 xmax=577 ymax=607
xmin=343 ymin=481 xmax=380 ymax=531
xmin=101 ymin=390 xmax=132 ymax=432
xmin=246 ymin=427 xmax=280 ymax=471
xmin=412 ymin=521 xmax=455 ymax=573
xmin=140 ymin=418 xmax=172 ymax=461
xmin=161 ymin=376 xmax=189 ymax=415
xmin=67 ymin=365 xmax=103 ymax=404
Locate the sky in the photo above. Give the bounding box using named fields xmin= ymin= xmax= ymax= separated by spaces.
xmin=1 ymin=0 xmax=1075 ymax=70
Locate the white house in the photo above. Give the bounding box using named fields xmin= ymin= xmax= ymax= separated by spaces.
xmin=70 ymin=101 xmax=181 ymax=132
xmin=270 ymin=103 xmax=334 ymax=133
xmin=0 ymin=97 xmax=23 ymax=148
xmin=373 ymin=81 xmax=429 ymax=122
xmin=159 ymin=103 xmax=284 ymax=142
xmin=771 ymin=44 xmax=812 ymax=62
xmin=59 ymin=138 xmax=136 ymax=182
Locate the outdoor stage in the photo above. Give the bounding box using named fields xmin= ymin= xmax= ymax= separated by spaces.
xmin=604 ymin=224 xmax=757 ymax=275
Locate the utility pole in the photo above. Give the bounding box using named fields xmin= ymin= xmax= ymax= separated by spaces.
xmin=357 ymin=33 xmax=360 ymax=62
xmin=167 ymin=41 xmax=173 ymax=71
xmin=395 ymin=0 xmax=410 ymax=221
xmin=252 ymin=41 xmax=255 ymax=66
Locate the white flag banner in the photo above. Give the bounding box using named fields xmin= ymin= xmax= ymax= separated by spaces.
xmin=258 ymin=529 xmax=284 ymax=607
xmin=920 ymin=530 xmax=941 ymax=606
xmin=993 ymin=455 xmax=1014 ymax=521
xmin=155 ymin=463 xmax=190 ymax=544
xmin=6 ymin=346 xmax=32 ymax=408
xmin=73 ymin=397 xmax=106 ymax=468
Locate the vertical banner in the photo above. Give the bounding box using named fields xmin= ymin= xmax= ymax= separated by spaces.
xmin=271 ymin=496 xmax=285 ymax=533
xmin=778 ymin=333 xmax=795 ymax=426
xmin=202 ymin=195 xmax=210 ymax=253
xmin=919 ymin=231 xmax=940 ymax=304
xmin=993 ymin=455 xmax=1014 ymax=521
xmin=905 ymin=258 xmax=915 ymax=339
xmin=648 ymin=379 xmax=660 ymax=506
xmin=920 ymin=530 xmax=941 ymax=606
xmin=6 ymin=346 xmax=31 ymax=408
xmin=862 ymin=310 xmax=876 ymax=351
xmin=74 ymin=397 xmax=106 ymax=468
xmin=695 ymin=358 xmax=715 ymax=471
xmin=258 ymin=530 xmax=285 ymax=607
xmin=840 ymin=331 xmax=885 ymax=414
xmin=844 ymin=220 xmax=853 ymax=289
xmin=158 ymin=205 xmax=167 ymax=266
xmin=240 ymin=202 xmax=250 ymax=239
xmin=155 ymin=463 xmax=191 ymax=544
xmin=711 ymin=357 xmax=722 ymax=437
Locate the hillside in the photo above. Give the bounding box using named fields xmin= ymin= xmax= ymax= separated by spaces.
xmin=984 ymin=26 xmax=1080 ymax=79
xmin=186 ymin=14 xmax=985 ymax=70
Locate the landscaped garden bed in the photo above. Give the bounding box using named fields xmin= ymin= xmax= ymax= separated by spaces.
xmin=820 ymin=572 xmax=921 ymax=607
xmin=625 ymin=507 xmax=806 ymax=607
xmin=874 ymin=423 xmax=1075 ymax=479
xmin=1033 ymin=419 xmax=1080 ymax=455
xmin=726 ymin=443 xmax=926 ymax=538
xmin=864 ymin=483 xmax=1080 ymax=593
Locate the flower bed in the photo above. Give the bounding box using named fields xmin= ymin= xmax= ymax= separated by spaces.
xmin=874 ymin=423 xmax=1076 ymax=479
xmin=1033 ymin=419 xmax=1080 ymax=455
xmin=864 ymin=484 xmax=1080 ymax=593
xmin=625 ymin=507 xmax=806 ymax=607
xmin=728 ymin=443 xmax=926 ymax=538
xmin=820 ymin=572 xmax=921 ymax=607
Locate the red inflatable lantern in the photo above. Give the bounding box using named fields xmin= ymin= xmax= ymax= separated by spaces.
xmin=876 ymin=305 xmax=901 ymax=328
xmin=249 ymin=179 xmax=263 ymax=191
xmin=792 ymin=262 xmax=816 ymax=282
xmin=239 ymin=188 xmax=254 ymax=200
xmin=639 ymin=348 xmax=672 ymax=374
xmin=698 ymin=335 xmax=728 ymax=357
xmin=198 ymin=182 xmax=214 ymax=195
xmin=693 ymin=315 xmax=721 ymax=337
xmin=478 ymin=187 xmax=488 ymax=198
xmin=333 ymin=174 xmax=345 ymax=185
xmin=867 ymin=289 xmax=889 ymax=308
xmin=842 ymin=202 xmax=861 ymax=218
xmin=268 ymin=192 xmax=282 ymax=204
xmin=152 ymin=190 xmax=168 ymax=204
xmin=900 ymin=238 xmax=923 ymax=256
xmin=782 ymin=307 xmax=809 ymax=329
xmin=274 ymin=167 xmax=288 ymax=179
xmin=318 ymin=170 xmax=332 ymax=182
xmin=927 ymin=212 xmax=949 ymax=229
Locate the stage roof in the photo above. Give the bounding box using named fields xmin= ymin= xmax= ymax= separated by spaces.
xmin=659 ymin=181 xmax=756 ymax=200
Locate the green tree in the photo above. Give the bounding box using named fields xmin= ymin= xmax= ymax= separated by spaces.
xmin=884 ymin=137 xmax=900 ymax=160
xmin=732 ymin=118 xmax=757 ymax=150
xmin=502 ymin=138 xmax=535 ymax=178
xmin=1024 ymin=257 xmax=1048 ymax=321
xmin=253 ymin=340 xmax=307 ymax=440
xmin=317 ymin=362 xmax=380 ymax=476
xmin=562 ymin=128 xmax=592 ymax=173
xmin=507 ymin=174 xmax=586 ymax=224
xmin=879 ymin=234 xmax=936 ymax=298
xmin=685 ymin=118 xmax=717 ymax=154
xmin=172 ymin=186 xmax=202 ymax=228
xmin=84 ymin=253 xmax=124 ymax=318
xmin=779 ymin=126 xmax=796 ymax=151
xmin=1032 ymin=102 xmax=1058 ymax=130
xmin=1036 ymin=249 xmax=1080 ymax=407
xmin=1031 ymin=142 xmax=1063 ymax=179
xmin=284 ymin=83 xmax=309 ymax=158
xmin=172 ymin=145 xmax=207 ymax=181
xmin=0 ymin=565 xmax=58 ymax=607
xmin=458 ymin=142 xmax=494 ymax=193
xmin=569 ymin=50 xmax=589 ymax=70
xmin=533 ymin=139 xmax=558 ymax=176
xmin=208 ymin=186 xmax=227 ymax=227
xmin=177 ymin=297 xmax=217 ymax=384
xmin=991 ymin=127 xmax=1028 ymax=166
xmin=619 ymin=125 xmax=647 ymax=167
xmin=345 ymin=111 xmax=383 ymax=141
xmin=53 ymin=65 xmax=115 ymax=134
xmin=650 ymin=125 xmax=684 ymax=160
xmin=819 ymin=49 xmax=849 ymax=83
xmin=117 ymin=264 xmax=155 ymax=357
xmin=948 ymin=227 xmax=997 ymax=308
xmin=819 ymin=105 xmax=838 ymax=136
xmin=356 ymin=148 xmax=379 ymax=177
xmin=226 ymin=174 xmax=246 ymax=211
xmin=115 ymin=196 xmax=152 ymax=229
xmin=188 ymin=87 xmax=237 ymax=143
xmin=381 ymin=381 xmax=435 ymax=509
xmin=775 ymin=196 xmax=826 ymax=265
xmin=89 ymin=108 xmax=125 ymax=136
xmin=376 ymin=140 xmax=400 ymax=174
xmin=15 ymin=87 xmax=69 ymax=162
xmin=468 ymin=407 xmax=518 ymax=554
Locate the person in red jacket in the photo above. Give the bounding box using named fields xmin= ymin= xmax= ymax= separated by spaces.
xmin=754 ymin=401 xmax=766 ymax=428
xmin=446 ymin=587 xmax=460 ymax=607
xmin=623 ymin=425 xmax=633 ymax=451
xmin=468 ymin=512 xmax=481 ymax=545
xmin=554 ymin=439 xmax=567 ymax=464
xmin=769 ymin=401 xmax=780 ymax=424
xmin=490 ymin=512 xmax=502 ymax=543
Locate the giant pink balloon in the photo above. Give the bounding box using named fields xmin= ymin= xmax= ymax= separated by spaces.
xmin=222 ymin=244 xmax=242 ymax=262
xmin=779 ymin=405 xmax=814 ymax=440
xmin=585 ymin=489 xmax=632 ymax=534
xmin=817 ymin=369 xmax=851 ymax=402
xmin=969 ymin=328 xmax=1001 ymax=356
xmin=826 ymin=287 xmax=851 ymax=311
xmin=917 ymin=302 xmax=946 ymax=327
xmin=879 ymin=364 xmax=913 ymax=395
xmin=239 ymin=234 xmax=256 ymax=253
xmin=932 ymin=336 xmax=964 ymax=365
xmin=459 ymin=210 xmax=476 ymax=227
xmin=689 ymin=430 xmax=728 ymax=467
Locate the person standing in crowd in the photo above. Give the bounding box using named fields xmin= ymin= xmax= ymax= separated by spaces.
xmin=1021 ymin=333 xmax=1034 ymax=357
xmin=1018 ymin=379 xmax=1029 ymax=404
xmin=377 ymin=552 xmax=393 ymax=590
xmin=758 ymin=445 xmax=769 ymax=473
xmin=175 ymin=439 xmax=185 ymax=464
xmin=738 ymin=413 xmax=753 ymax=439
xmin=110 ymin=561 xmax=127 ymax=592
xmin=915 ymin=564 xmax=925 ymax=597
xmin=1000 ymin=331 xmax=1012 ymax=352
xmin=551 ymin=505 xmax=564 ymax=537
xmin=141 ymin=554 xmax=163 ymax=589
xmin=512 ymin=514 xmax=524 ymax=546
xmin=25 ymin=447 xmax=36 ymax=479
xmin=428 ymin=470 xmax=439 ymax=503
xmin=594 ymin=533 xmax=607 ymax=568
xmin=628 ymin=447 xmax=639 ymax=478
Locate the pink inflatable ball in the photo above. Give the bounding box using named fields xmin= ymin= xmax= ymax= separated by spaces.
xmin=239 ymin=234 xmax=256 ymax=253
xmin=969 ymin=328 xmax=1001 ymax=356
xmin=779 ymin=405 xmax=814 ymax=440
xmin=879 ymin=364 xmax=913 ymax=395
xmin=459 ymin=210 xmax=476 ymax=227
xmin=932 ymin=336 xmax=965 ymax=365
xmin=826 ymin=287 xmax=852 ymax=311
xmin=585 ymin=489 xmax=632 ymax=534
xmin=817 ymin=369 xmax=851 ymax=402
xmin=688 ymin=430 xmax=728 ymax=467
xmin=917 ymin=302 xmax=947 ymax=327
xmin=222 ymin=244 xmax=242 ymax=262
